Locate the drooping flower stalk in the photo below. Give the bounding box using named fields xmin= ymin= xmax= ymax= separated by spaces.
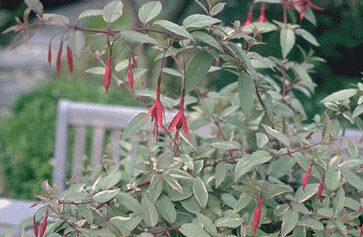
xmin=258 ymin=4 xmax=267 ymax=22
xmin=56 ymin=41 xmax=63 ymax=76
xmin=317 ymin=178 xmax=324 ymax=200
xmin=302 ymin=164 xmax=312 ymax=191
xmin=66 ymin=45 xmax=73 ymax=74
xmin=291 ymin=0 xmax=324 ymax=20
xmin=253 ymin=198 xmax=262 ymax=235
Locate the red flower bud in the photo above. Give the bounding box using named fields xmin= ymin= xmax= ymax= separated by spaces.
xmin=104 ymin=56 xmax=112 ymax=93
xmin=39 ymin=211 xmax=48 ymax=237
xmin=258 ymin=5 xmax=267 ymax=22
xmin=300 ymin=3 xmax=306 ymax=20
xmin=253 ymin=199 xmax=262 ymax=235
xmin=243 ymin=11 xmax=253 ymax=26
xmin=66 ymin=45 xmax=73 ymax=74
xmin=302 ymin=165 xmax=312 ymax=191
xmin=128 ymin=61 xmax=134 ymax=91
xmin=56 ymin=42 xmax=63 ymax=76
xmin=317 ymin=178 xmax=324 ymax=200
xmin=47 ymin=44 xmax=52 ymax=66
xmin=131 ymin=55 xmax=137 ymax=67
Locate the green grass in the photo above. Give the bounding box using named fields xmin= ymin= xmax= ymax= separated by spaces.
xmin=0 ymin=76 xmax=138 ymax=199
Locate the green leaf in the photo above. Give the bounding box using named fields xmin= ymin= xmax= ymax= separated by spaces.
xmin=197 ymin=213 xmax=217 ymax=235
xmin=352 ymin=104 xmax=363 ymax=118
xmin=295 ymin=184 xmax=319 ymax=203
xmin=84 ymin=66 xmax=105 ymax=75
xmin=156 ymin=195 xmax=176 ymax=224
xmin=119 ymin=31 xmax=159 ymax=45
xmin=43 ymin=13 xmax=70 ymax=25
xmin=192 ymin=177 xmax=208 ymax=208
xmin=295 ymin=28 xmax=319 ymax=46
xmin=116 ymin=192 xmax=142 ymax=214
xmin=333 ymin=187 xmax=345 ymax=213
xmin=93 ymin=189 xmax=120 ymax=203
xmin=347 ymin=138 xmax=358 ymax=158
xmin=78 ymin=9 xmax=102 ymax=20
xmin=121 ymin=113 xmax=148 ymax=141
xmin=138 ymin=1 xmax=162 ymax=24
xmin=298 ymin=218 xmax=324 ymax=231
xmin=210 ymin=141 xmax=241 ymax=150
xmin=256 ymin=132 xmax=269 ymax=148
xmin=211 ymin=3 xmax=226 ymax=16
xmin=68 ymin=31 xmax=86 ymax=57
xmin=341 ymin=168 xmax=363 ymax=191
xmin=192 ymin=31 xmax=223 ymax=51
xmin=168 ymin=186 xmax=192 ymax=201
xmin=181 ymin=196 xmax=202 ymax=213
xmin=281 ymin=210 xmax=298 ymax=237
xmin=110 ymin=216 xmax=142 ymax=232
xmin=234 ymin=151 xmax=272 ymax=181
xmin=141 ymin=193 xmax=158 ymax=227
xmin=97 ymin=171 xmax=122 ymax=190
xmin=280 ymin=26 xmax=295 ymax=58
xmin=325 ymin=165 xmax=341 ymax=191
xmin=179 ymin=223 xmax=210 ymax=237
xmin=215 ymin=217 xmax=243 ymax=228
xmin=102 ymin=0 xmax=123 ymax=23
xmin=254 ymin=0 xmax=281 ymax=3
xmin=274 ymin=103 xmax=294 ymax=118
xmin=201 ymin=98 xmax=214 ymax=117
xmin=25 ymin=0 xmax=43 ymax=16
xmin=270 ymin=156 xmax=296 ymax=178
xmin=238 ymin=73 xmax=255 ymax=115
xmin=183 ymin=14 xmax=221 ymax=29
xmin=185 ymin=51 xmax=214 ymax=92
xmin=153 ymin=20 xmax=193 ymax=39
xmin=215 ymin=162 xmax=229 ymax=188
xmin=262 ymin=124 xmax=290 ymax=146
xmin=320 ymin=89 xmax=357 ymax=103
xmin=164 ymin=175 xmax=183 ymax=193
xmin=162 ymin=67 xmax=183 ymax=78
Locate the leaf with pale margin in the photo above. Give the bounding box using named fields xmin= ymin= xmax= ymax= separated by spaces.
xmin=183 ymin=14 xmax=221 ymax=29
xmin=321 ymin=89 xmax=357 ymax=103
xmin=192 ymin=177 xmax=208 ymax=208
xmin=120 ymin=30 xmax=159 ymax=45
xmin=138 ymin=1 xmax=162 ymax=24
xmin=197 ymin=213 xmax=217 ymax=235
xmin=281 ymin=210 xmax=298 ymax=237
xmin=25 ymin=0 xmax=43 ymax=16
xmin=262 ymin=124 xmax=290 ymax=146
xmin=93 ymin=189 xmax=120 ymax=203
xmin=153 ymin=20 xmax=193 ymax=39
xmin=256 ymin=132 xmax=269 ymax=148
xmin=280 ymin=26 xmax=295 ymax=58
xmin=84 ymin=67 xmax=105 ymax=75
xmin=102 ymin=0 xmax=123 ymax=23
xmin=78 ymin=9 xmax=102 ymax=20
xmin=141 ymin=193 xmax=158 ymax=227
xmin=179 ymin=223 xmax=210 ymax=237
xmin=121 ymin=113 xmax=148 ymax=141
xmin=211 ymin=3 xmax=226 ymax=16
xmin=234 ymin=151 xmax=272 ymax=181
xmin=295 ymin=28 xmax=319 ymax=46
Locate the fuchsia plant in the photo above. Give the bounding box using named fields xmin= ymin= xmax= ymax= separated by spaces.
xmin=3 ymin=0 xmax=363 ymax=236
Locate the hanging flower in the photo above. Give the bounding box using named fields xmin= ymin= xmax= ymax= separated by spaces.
xmin=243 ymin=11 xmax=253 ymax=26
xmin=167 ymin=96 xmax=189 ymax=149
xmin=292 ymin=0 xmax=324 ymax=20
xmin=128 ymin=60 xmax=134 ymax=91
xmin=302 ymin=165 xmax=312 ymax=191
xmin=104 ymin=55 xmax=112 ymax=93
xmin=143 ymin=85 xmax=165 ymax=136
xmin=56 ymin=41 xmax=63 ymax=76
xmin=253 ymin=198 xmax=262 ymax=235
xmin=317 ymin=178 xmax=324 ymax=200
xmin=257 ymin=5 xmax=267 ymax=22
xmin=66 ymin=45 xmax=73 ymax=74
xmin=33 ymin=217 xmax=38 ymax=237
xmin=39 ymin=211 xmax=48 ymax=237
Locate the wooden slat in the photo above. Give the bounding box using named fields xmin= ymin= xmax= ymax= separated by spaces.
xmin=71 ymin=126 xmax=87 ymax=182
xmin=91 ymin=127 xmax=105 ymax=166
xmin=110 ymin=130 xmax=121 ymax=163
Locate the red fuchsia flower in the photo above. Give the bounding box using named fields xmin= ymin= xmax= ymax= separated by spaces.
xmin=66 ymin=45 xmax=73 ymax=74
xmin=167 ymin=96 xmax=189 ymax=149
xmin=128 ymin=60 xmax=134 ymax=91
xmin=47 ymin=44 xmax=52 ymax=66
xmin=33 ymin=217 xmax=38 ymax=237
xmin=253 ymin=198 xmax=262 ymax=235
xmin=229 ymin=148 xmax=238 ymax=158
xmin=142 ymin=85 xmax=165 ymax=136
xmin=39 ymin=211 xmax=48 ymax=237
xmin=104 ymin=55 xmax=112 ymax=93
xmin=302 ymin=165 xmax=312 ymax=191
xmin=257 ymin=5 xmax=267 ymax=22
xmin=56 ymin=42 xmax=63 ymax=76
xmin=317 ymin=178 xmax=324 ymax=200
xmin=292 ymin=0 xmax=324 ymax=20
xmin=243 ymin=11 xmax=253 ymax=26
